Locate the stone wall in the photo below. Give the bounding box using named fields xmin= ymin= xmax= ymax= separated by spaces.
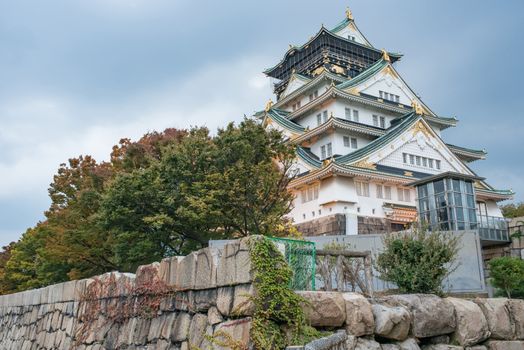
xmin=0 ymin=238 xmax=255 ymax=350
xmin=296 ymin=214 xmax=346 ymax=236
xmin=298 ymin=291 xmax=524 ymax=350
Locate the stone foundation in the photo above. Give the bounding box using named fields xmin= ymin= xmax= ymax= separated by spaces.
xmin=296 ymin=214 xmax=346 ymax=236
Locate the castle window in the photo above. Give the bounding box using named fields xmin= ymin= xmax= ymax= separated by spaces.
xmin=376 ymin=184 xmax=383 ymax=199
xmin=321 ymin=143 xmax=332 ymax=159
xmin=309 ymin=94 xmax=314 ymax=102
xmin=345 ymin=108 xmax=351 ymax=120
xmin=385 ymin=186 xmax=392 ymax=200
xmin=327 ymin=142 xmax=332 ymax=157
xmin=409 ymin=155 xmax=415 ymax=165
xmin=352 ymin=110 xmax=359 ymax=122
xmin=436 ymin=160 xmax=441 ymax=170
xmin=322 ymin=110 xmax=328 ymax=122
xmin=351 ymin=137 xmax=358 ymax=149
xmin=343 ymin=136 xmax=350 ymax=147
xmin=356 ymin=181 xmax=370 ymax=197
xmin=398 ymin=188 xmax=411 ymax=202
xmin=301 ymin=184 xmax=319 ymax=203
xmin=321 ymin=145 xmax=326 ymax=159
xmin=373 ymin=115 xmax=379 ymax=126
xmin=316 ymin=113 xmax=322 ymax=126
xmin=403 ymin=153 xmax=408 ymax=163
xmin=429 ymin=159 xmax=434 ymax=168
xmin=314 ymin=90 xmax=319 ymax=98
xmin=380 ymin=116 xmax=386 ymax=128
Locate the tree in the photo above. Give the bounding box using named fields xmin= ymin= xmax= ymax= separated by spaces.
xmin=489 ymin=257 xmax=524 ymax=299
xmin=0 ymin=242 xmax=17 ymax=294
xmin=375 ymin=226 xmax=461 ymax=294
xmin=100 ymin=119 xmax=296 ymax=271
xmin=500 ymin=202 xmax=524 ymax=218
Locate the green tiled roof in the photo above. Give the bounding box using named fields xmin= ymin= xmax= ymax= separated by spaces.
xmin=267 ymin=109 xmax=305 ymax=134
xmin=296 ymin=146 xmax=322 ymax=168
xmin=336 ymin=58 xmax=389 ymax=90
xmin=335 ymin=111 xmax=420 ymax=164
xmin=446 ymin=143 xmax=487 ymax=156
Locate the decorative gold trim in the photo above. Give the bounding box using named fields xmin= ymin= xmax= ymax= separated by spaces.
xmin=352 ymin=158 xmax=377 ymax=170
xmin=312 ymin=66 xmax=325 ymax=76
xmin=345 ymin=7 xmax=353 ymax=20
xmin=265 ymin=99 xmax=273 ymax=112
xmin=404 ymin=171 xmax=413 ymax=177
xmin=381 ymin=49 xmax=390 ymax=62
xmin=411 ymin=100 xmax=425 ymax=115
xmin=411 ymin=120 xmax=432 ymax=139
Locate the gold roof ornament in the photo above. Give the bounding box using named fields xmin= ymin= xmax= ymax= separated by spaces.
xmin=352 ymin=158 xmax=377 ymax=170
xmin=411 ymin=120 xmax=432 ymax=139
xmin=265 ymin=99 xmax=273 ymax=112
xmin=381 ymin=49 xmax=391 ymax=62
xmin=411 ymin=100 xmax=424 ymax=115
xmin=345 ymin=7 xmax=354 ymax=20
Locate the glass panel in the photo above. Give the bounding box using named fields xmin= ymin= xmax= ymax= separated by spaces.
xmin=465 ymin=181 xmax=474 ymax=194
xmin=466 ymin=195 xmax=475 ymax=208
xmin=418 ymin=184 xmax=428 ymax=198
xmin=457 ymin=221 xmax=465 ymax=230
xmin=436 ymin=194 xmax=446 ymax=208
xmin=452 ymin=179 xmax=461 ymax=191
xmin=454 ymin=193 xmax=463 ymax=207
xmin=456 ymin=208 xmax=464 ymax=221
xmin=469 ymin=209 xmax=477 ymax=223
xmin=434 ymin=179 xmax=445 ymax=194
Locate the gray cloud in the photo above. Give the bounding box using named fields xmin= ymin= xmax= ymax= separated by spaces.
xmin=1 ymin=0 xmax=523 ymax=246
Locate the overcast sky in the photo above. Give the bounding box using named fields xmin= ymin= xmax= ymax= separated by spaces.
xmin=1 ymin=0 xmax=523 ymax=247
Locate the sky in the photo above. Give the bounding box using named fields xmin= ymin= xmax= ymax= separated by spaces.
xmin=1 ymin=0 xmax=523 ymax=247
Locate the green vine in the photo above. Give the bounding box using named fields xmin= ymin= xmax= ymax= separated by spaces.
xmin=248 ymin=237 xmax=321 ymax=349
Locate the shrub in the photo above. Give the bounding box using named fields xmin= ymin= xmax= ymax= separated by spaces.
xmin=489 ymin=256 xmax=524 ymax=299
xmin=375 ymin=226 xmax=461 ymax=295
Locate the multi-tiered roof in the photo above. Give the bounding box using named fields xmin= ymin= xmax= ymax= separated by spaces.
xmin=260 ymin=8 xmax=513 ymax=202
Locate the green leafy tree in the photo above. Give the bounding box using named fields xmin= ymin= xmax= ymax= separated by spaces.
xmin=100 ymin=119 xmax=296 ymax=271
xmin=489 ymin=257 xmax=524 ymax=299
xmin=375 ymin=226 xmax=461 ymax=294
xmin=0 ymin=242 xmax=17 ymax=294
xmin=500 ymin=202 xmax=524 ymax=218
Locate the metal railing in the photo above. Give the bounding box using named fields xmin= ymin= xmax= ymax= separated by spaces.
xmin=477 ymin=215 xmax=510 ymax=242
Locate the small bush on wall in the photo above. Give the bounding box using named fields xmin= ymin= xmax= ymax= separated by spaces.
xmin=489 ymin=256 xmax=524 ymax=299
xmin=375 ymin=225 xmax=461 ymax=295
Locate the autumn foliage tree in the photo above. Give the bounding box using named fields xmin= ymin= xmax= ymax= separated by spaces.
xmin=0 ymin=120 xmax=296 ymax=293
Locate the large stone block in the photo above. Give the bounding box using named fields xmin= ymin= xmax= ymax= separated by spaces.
xmin=474 ymin=298 xmax=514 ymax=340
xmin=484 ymin=340 xmax=524 ymax=350
xmin=355 ymin=337 xmax=381 ymax=350
xmin=343 ymin=293 xmax=374 ymax=336
xmin=214 ymin=318 xmax=252 ymax=350
xmin=188 ymin=313 xmax=208 ymax=348
xmin=297 ymin=291 xmax=346 ymax=327
xmin=421 ymin=346 xmax=463 ymax=350
xmin=217 ymin=287 xmax=234 ymax=317
xmin=195 ymin=248 xmax=221 ymax=289
xmin=447 ymin=297 xmax=490 ymax=346
xmin=176 ymin=253 xmax=198 ymax=290
xmin=398 ymin=338 xmax=421 ymax=350
xmin=509 ymin=299 xmax=524 ymax=340
xmin=158 ymin=258 xmax=171 ymax=284
xmin=208 ymin=306 xmax=224 ymax=325
xmin=232 ymin=284 xmax=255 ymax=317
xmin=372 ymin=303 xmax=411 ymax=341
xmin=386 ymin=294 xmax=456 ymax=338
xmin=193 ymin=289 xmax=217 ymax=312
xmin=136 ymin=262 xmax=161 ymax=286
xmin=216 ymin=238 xmax=253 ymax=286
xmin=171 ymin=312 xmax=191 ymax=342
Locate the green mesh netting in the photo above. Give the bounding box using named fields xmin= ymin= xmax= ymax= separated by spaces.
xmin=268 ymin=237 xmax=316 ymax=291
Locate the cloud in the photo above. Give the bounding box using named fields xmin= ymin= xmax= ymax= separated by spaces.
xmin=0 ymin=54 xmax=273 ymax=245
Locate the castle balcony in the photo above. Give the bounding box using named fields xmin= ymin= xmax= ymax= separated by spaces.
xmin=477 ymin=214 xmax=511 ymax=245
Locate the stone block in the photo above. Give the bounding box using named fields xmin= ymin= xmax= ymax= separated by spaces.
xmin=188 ymin=313 xmax=208 ymax=348
xmin=159 ymin=258 xmax=171 ymax=284
xmin=466 ymin=346 xmax=487 ymax=350
xmin=208 ymin=306 xmax=224 ymax=325
xmin=447 ymin=297 xmax=490 ymax=347
xmin=398 ymin=338 xmax=421 ymax=350
xmin=193 ymin=289 xmax=217 ymax=312
xmin=383 ymin=345 xmax=401 ymax=350
xmin=176 ymin=253 xmax=197 ymax=290
xmin=216 ymin=238 xmax=253 ymax=287
xmin=386 ymin=294 xmax=456 ymax=338
xmin=509 ymin=299 xmax=524 ymax=340
xmin=355 ymin=337 xmax=381 ymax=350
xmin=136 ymin=262 xmax=160 ymax=286
xmin=61 ymin=281 xmax=77 ymax=301
xmin=171 ymin=312 xmax=191 ymax=342
xmin=343 ymin=292 xmax=374 ymax=336
xmin=372 ymin=303 xmax=411 ymax=341
xmin=421 ymin=346 xmax=463 ymax=350
xmin=214 ymin=318 xmax=252 ymax=350
xmin=297 ymin=291 xmax=346 ymax=327
xmin=232 ymin=284 xmax=255 ymax=316
xmin=195 ymin=247 xmax=221 ymax=289
xmin=474 ymin=298 xmax=514 ymax=340
xmin=217 ymin=286 xmax=234 ymax=317
xmin=484 ymin=340 xmax=524 ymax=350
